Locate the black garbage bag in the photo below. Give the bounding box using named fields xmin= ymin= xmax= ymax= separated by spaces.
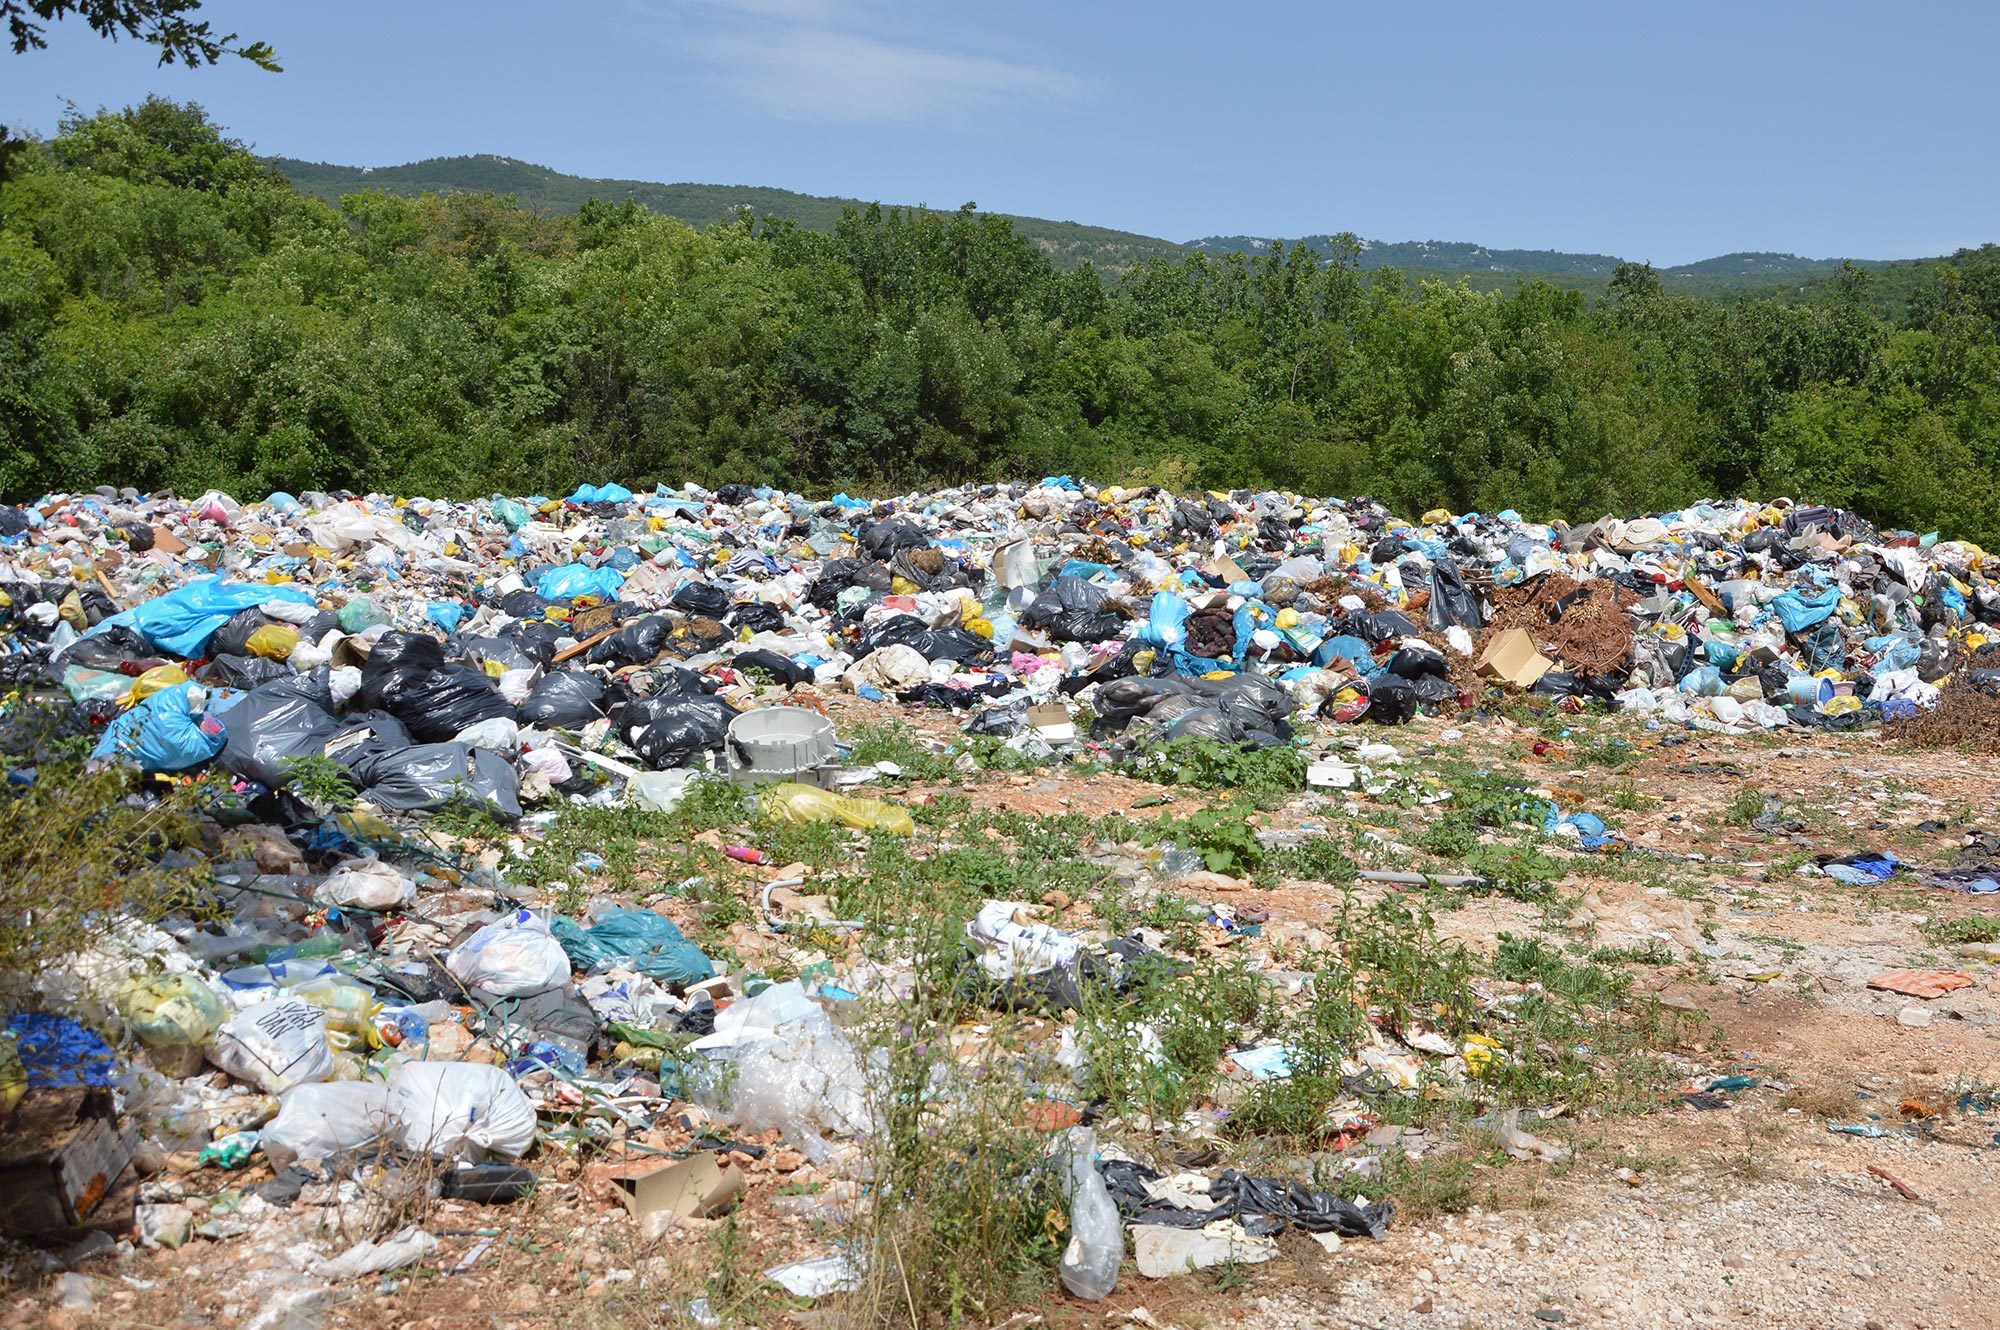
xmin=728 ymin=602 xmax=787 ymax=635
xmin=499 ymin=589 xmax=554 ymax=619
xmin=1021 ymin=575 xmax=1105 ymax=623
xmin=219 ymin=684 xmax=343 ymax=788
xmin=889 ymin=547 xmax=963 ymax=592
xmin=1164 ymin=706 xmax=1243 ymax=743
xmin=621 ymin=694 xmax=737 ymax=770
xmin=364 ymin=624 xmax=454 ymax=680
xmin=1387 ymin=647 xmax=1449 ymax=680
xmin=671 ymin=582 xmax=730 ymax=618
xmin=806 ymin=557 xmax=890 ymax=610
xmin=55 ymin=623 xmax=155 ymax=671
xmin=588 ymin=615 xmax=670 ymax=668
xmin=1365 ymin=675 xmax=1419 ymax=724
xmin=518 ymin=671 xmax=608 ymax=728
xmin=859 ymin=615 xmax=995 ymax=665
xmin=1345 ymin=609 xmax=1424 ymax=644
xmin=461 ymin=634 xmax=548 ymax=672
xmin=732 ymin=648 xmax=812 ymax=687
xmin=322 ymin=712 xmax=414 ymax=773
xmin=0 ymin=506 xmax=30 ymax=537
xmin=1208 ymin=1170 xmax=1394 ymax=1239
xmin=209 ymin=607 xmax=276 ymax=659
xmin=369 ymin=665 xmax=516 ymax=742
xmin=1411 ymin=673 xmax=1458 ymax=707
xmin=858 ymin=518 xmax=927 ymax=559
xmin=714 ymin=483 xmax=756 ymax=506
xmin=354 ymin=742 xmax=522 ymax=821
xmin=199 ymin=653 xmax=292 ymax=690
xmin=1425 ymin=557 xmax=1485 ymax=631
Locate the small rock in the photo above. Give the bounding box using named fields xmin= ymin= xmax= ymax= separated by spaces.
xmin=54 ymin=1274 xmax=97 ymax=1312
xmin=1721 ymin=1254 xmax=1749 ymax=1269
xmin=1897 ymin=1006 xmax=1933 ymax=1028
xmin=1534 ymin=1311 xmax=1566 ymax=1324
xmin=1412 ymin=1295 xmax=1434 ymax=1314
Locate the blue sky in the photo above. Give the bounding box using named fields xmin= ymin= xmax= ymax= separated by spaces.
xmin=4 ymin=0 xmax=1994 ymax=266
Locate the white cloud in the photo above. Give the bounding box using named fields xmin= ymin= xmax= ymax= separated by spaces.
xmin=655 ymin=2 xmax=1090 ymax=125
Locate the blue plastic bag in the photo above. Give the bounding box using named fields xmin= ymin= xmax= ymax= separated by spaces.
xmin=426 ymin=602 xmax=466 ymax=633
xmin=551 ymin=908 xmax=715 ymax=989
xmin=7 ymin=1014 xmax=116 ymax=1088
xmin=89 ymin=575 xmax=318 ymax=658
xmin=1141 ymin=593 xmax=1190 ymax=648
xmin=536 ymin=563 xmax=624 ymax=602
xmin=1770 ymin=588 xmax=1840 ymax=634
xmin=566 ymin=482 xmax=635 ymax=504
xmin=92 ymin=682 xmax=226 ymax=771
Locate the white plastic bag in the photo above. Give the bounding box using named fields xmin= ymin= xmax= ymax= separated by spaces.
xmin=316 ymin=859 xmax=416 ymax=910
xmin=454 ymin=716 xmax=520 ymax=752
xmin=690 ymin=981 xmax=872 ymax=1139
xmin=209 ymin=998 xmax=334 ymax=1092
xmin=263 ymin=1082 xmax=395 ymax=1166
xmin=1058 ymin=1127 xmax=1121 ymax=1299
xmin=388 ymin=1062 xmax=538 ymax=1161
xmin=446 ymin=909 xmax=572 ymax=996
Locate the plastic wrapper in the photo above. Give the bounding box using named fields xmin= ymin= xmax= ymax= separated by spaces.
xmin=317 ymin=860 xmax=417 ymax=910
xmin=760 ymin=782 xmax=915 ymax=834
xmin=691 ymin=981 xmax=872 ymax=1139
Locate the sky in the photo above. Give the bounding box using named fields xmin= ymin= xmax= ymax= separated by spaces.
xmin=3 ymin=0 xmax=1995 ymax=266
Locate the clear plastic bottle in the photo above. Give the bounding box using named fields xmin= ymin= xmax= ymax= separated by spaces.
xmin=1058 ymin=1127 xmax=1121 ymax=1300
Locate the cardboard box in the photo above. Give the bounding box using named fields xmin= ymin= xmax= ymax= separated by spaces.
xmin=1475 ymin=628 xmax=1554 ymax=688
xmin=607 ymin=1152 xmax=746 ymax=1230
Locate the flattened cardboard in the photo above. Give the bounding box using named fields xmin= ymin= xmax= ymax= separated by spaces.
xmin=1475 ymin=628 xmax=1554 ymax=688
xmin=1204 ymin=554 xmax=1250 ymax=586
xmin=149 ymin=526 xmax=187 ymax=554
xmin=608 ymin=1152 xmax=745 ymax=1222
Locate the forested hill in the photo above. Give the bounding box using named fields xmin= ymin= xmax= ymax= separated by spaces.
xmin=273 ymin=153 xmax=1957 ymax=305
xmin=271 ymin=154 xmax=1188 ymax=274
xmin=6 ymin=100 xmax=1999 ymax=548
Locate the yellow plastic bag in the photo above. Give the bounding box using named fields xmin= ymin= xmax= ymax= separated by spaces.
xmin=761 ymin=782 xmax=915 ymax=835
xmin=246 ymin=624 xmax=301 ymax=660
xmin=126 ymin=663 xmax=191 ymax=707
xmin=117 ymin=974 xmax=226 ymax=1048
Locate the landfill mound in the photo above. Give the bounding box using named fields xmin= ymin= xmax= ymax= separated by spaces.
xmin=2 ymin=480 xmax=1998 ymax=1320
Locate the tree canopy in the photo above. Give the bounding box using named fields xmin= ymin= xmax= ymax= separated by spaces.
xmin=2 ymin=101 xmax=1997 ymax=543
xmin=3 ymin=0 xmax=277 ymax=68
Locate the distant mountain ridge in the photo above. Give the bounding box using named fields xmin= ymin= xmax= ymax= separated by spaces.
xmin=269 ymin=152 xmax=1931 ymax=295
xmin=1187 ymin=234 xmax=1867 ymax=280
xmin=270 ymin=154 xmax=1185 ymax=273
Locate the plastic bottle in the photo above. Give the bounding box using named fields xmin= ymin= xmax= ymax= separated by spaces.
xmin=1057 ymin=1127 xmax=1121 ymax=1300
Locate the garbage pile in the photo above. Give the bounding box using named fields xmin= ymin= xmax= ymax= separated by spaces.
xmin=2 ymin=480 xmax=1996 ymax=1299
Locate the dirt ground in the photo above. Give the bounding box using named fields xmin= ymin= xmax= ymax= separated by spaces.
xmin=14 ymin=703 xmax=2000 ymax=1330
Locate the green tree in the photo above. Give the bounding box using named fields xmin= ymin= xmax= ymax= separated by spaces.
xmin=4 ymin=0 xmax=277 ymax=68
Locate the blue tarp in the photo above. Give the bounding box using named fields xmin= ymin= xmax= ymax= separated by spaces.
xmin=89 ymin=575 xmax=317 ymax=658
